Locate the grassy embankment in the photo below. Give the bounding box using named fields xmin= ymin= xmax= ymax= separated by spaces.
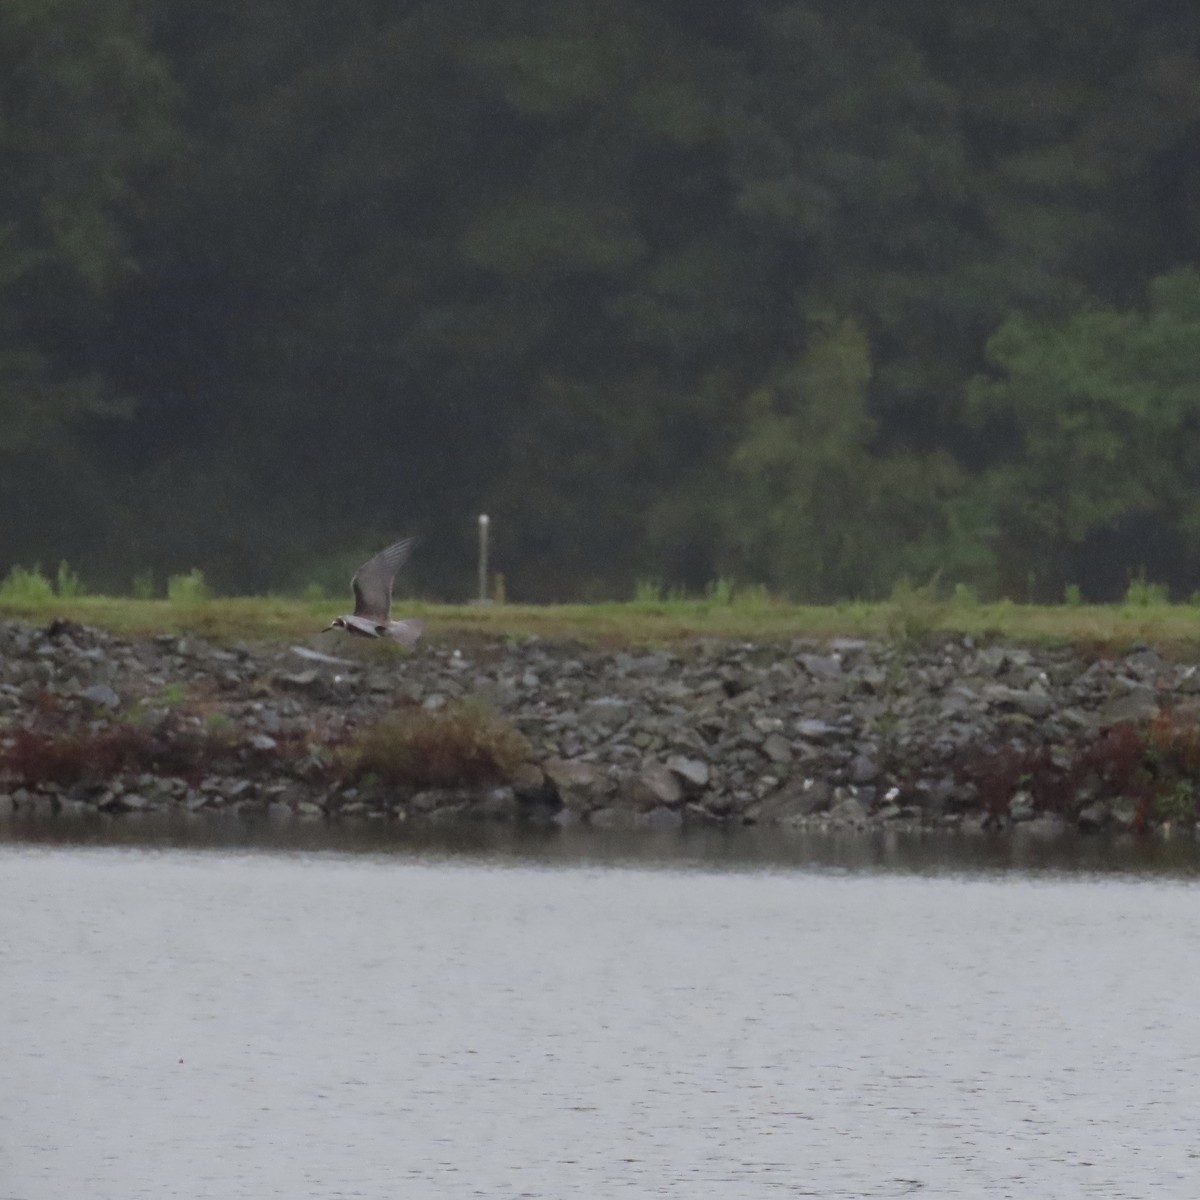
xmin=3 ymin=583 xmax=1200 ymax=650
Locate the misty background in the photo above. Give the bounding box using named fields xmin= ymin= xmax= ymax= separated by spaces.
xmin=3 ymin=1 xmax=1200 ymax=602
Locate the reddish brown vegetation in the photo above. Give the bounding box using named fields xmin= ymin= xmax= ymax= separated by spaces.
xmin=0 ymin=722 xmax=242 ymax=787
xmin=342 ymin=702 xmax=532 ymax=789
xmin=1 ymin=700 xmax=531 ymax=797
xmin=959 ymin=712 xmax=1200 ymax=830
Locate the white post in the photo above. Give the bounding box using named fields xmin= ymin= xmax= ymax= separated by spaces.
xmin=478 ymin=513 xmax=490 ymax=603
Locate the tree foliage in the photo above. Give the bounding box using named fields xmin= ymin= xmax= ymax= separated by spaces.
xmin=969 ymin=268 xmax=1200 ymax=595
xmin=3 ymin=1 xmax=1200 ymax=599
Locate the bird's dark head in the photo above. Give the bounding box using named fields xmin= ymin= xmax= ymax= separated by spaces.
xmin=324 ymin=616 xmax=347 ymax=632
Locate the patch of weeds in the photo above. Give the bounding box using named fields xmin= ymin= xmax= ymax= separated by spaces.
xmin=1124 ymin=572 xmax=1169 ymax=607
xmin=730 ymin=582 xmax=776 ymax=611
xmin=0 ymin=564 xmax=54 ymax=604
xmin=1063 ymin=583 xmax=1083 ymax=607
xmin=705 ymin=577 xmax=737 ymax=607
xmin=633 ymin=579 xmax=665 ymax=604
xmin=951 ymin=582 xmax=981 ymax=608
xmin=167 ymin=568 xmax=211 ymax=605
xmin=631 ymin=578 xmax=688 ymax=609
xmin=697 ymin=578 xmax=778 ymax=612
xmin=980 ymin=596 xmax=1015 ymax=639
xmin=885 ymin=572 xmax=946 ymax=643
xmin=301 ymin=582 xmax=326 ymax=602
xmin=160 ymin=683 xmax=188 ymax=706
xmin=55 ymin=561 xmax=85 ymax=598
xmin=342 ymin=700 xmax=531 ymax=789
xmin=132 ymin=569 xmax=156 ymax=600
xmin=0 ymin=561 xmax=87 ymax=601
xmin=1157 ymin=778 xmax=1198 ymax=825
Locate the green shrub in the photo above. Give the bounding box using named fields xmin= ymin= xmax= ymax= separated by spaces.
xmin=1064 ymin=583 xmax=1083 ymax=606
xmin=131 ymin=570 xmax=156 ymax=600
xmin=167 ymin=568 xmax=211 ymax=604
xmin=55 ymin=560 xmax=85 ymax=598
xmin=1124 ymin=573 xmax=1169 ymax=607
xmin=730 ymin=582 xmax=776 ymax=611
xmin=1157 ymin=779 xmax=1198 ymax=825
xmin=633 ymin=579 xmax=663 ymax=604
xmin=885 ymin=572 xmax=946 ymax=642
xmin=705 ymin=577 xmax=737 ymax=606
xmin=0 ymin=564 xmax=54 ymax=603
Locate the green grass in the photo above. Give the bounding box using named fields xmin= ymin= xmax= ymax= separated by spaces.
xmin=4 ymin=586 xmax=1200 ymax=649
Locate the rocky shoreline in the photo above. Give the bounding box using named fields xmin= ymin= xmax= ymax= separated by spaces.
xmin=3 ymin=617 xmax=1199 ymax=836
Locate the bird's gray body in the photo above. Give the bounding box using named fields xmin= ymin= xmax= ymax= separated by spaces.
xmin=326 ymin=537 xmax=424 ymax=645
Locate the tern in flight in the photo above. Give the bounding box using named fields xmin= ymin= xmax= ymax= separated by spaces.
xmin=324 ymin=537 xmax=424 ymax=645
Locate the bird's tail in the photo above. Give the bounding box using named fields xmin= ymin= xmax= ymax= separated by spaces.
xmin=388 ymin=618 xmax=424 ymax=646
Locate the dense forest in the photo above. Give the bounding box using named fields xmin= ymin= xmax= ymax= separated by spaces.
xmin=3 ymin=0 xmax=1200 ymax=601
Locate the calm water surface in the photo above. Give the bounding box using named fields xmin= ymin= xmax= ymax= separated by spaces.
xmin=3 ymin=816 xmax=1200 ymax=1199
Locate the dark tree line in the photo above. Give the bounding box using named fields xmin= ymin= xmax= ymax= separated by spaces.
xmin=3 ymin=0 xmax=1200 ymax=600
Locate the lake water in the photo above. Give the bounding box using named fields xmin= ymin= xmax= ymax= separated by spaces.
xmin=4 ymin=815 xmax=1200 ymax=1199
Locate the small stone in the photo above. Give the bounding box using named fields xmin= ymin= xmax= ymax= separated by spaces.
xmin=626 ymin=762 xmax=684 ymax=809
xmin=510 ymin=761 xmax=547 ymax=799
xmin=755 ymin=779 xmax=831 ymax=823
xmin=1099 ymin=688 xmax=1159 ymax=726
xmin=642 ymin=805 xmax=683 ymax=830
xmin=761 ymin=733 xmax=793 ymax=764
xmin=666 ymin=755 xmax=709 ymax=789
xmin=249 ymin=733 xmax=278 ymax=752
xmin=799 ymin=653 xmax=842 ymax=679
xmin=794 ymin=718 xmax=838 ymax=741
xmin=543 ymin=757 xmax=608 ymax=811
xmin=79 ymin=683 xmax=121 ymax=710
xmin=1076 ymin=802 xmax=1109 ymax=833
xmin=1125 ymin=647 xmax=1163 ymax=676
xmin=1020 ymin=813 xmax=1068 ymax=837
xmin=1008 ymin=790 xmax=1036 ymax=822
xmin=752 ymin=715 xmax=785 ymax=735
xmin=849 ymin=754 xmax=878 ymax=784
xmin=829 ymin=795 xmax=868 ymax=824
xmin=111 ymin=793 xmax=150 ymax=812
xmin=476 ymin=786 xmax=518 ymax=818
xmin=276 ymin=669 xmax=321 ymax=691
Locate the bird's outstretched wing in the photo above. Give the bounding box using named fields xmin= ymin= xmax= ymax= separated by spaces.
xmin=290 ymin=645 xmax=353 ymax=665
xmin=351 ymin=537 xmax=416 ymax=622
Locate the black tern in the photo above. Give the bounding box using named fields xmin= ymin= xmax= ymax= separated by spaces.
xmin=324 ymin=537 xmax=424 ymax=644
